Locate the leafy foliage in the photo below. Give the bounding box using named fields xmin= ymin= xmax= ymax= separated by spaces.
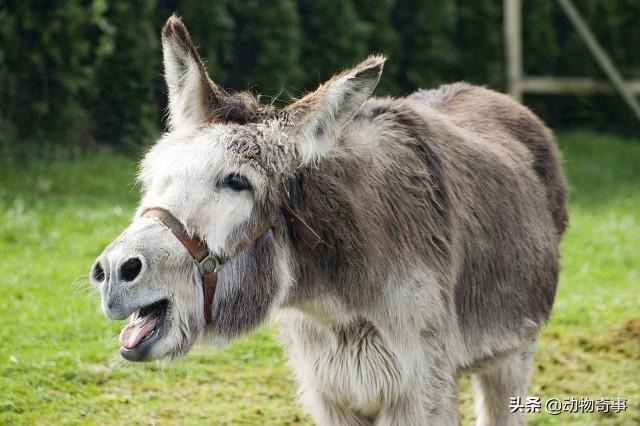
xmin=1 ymin=0 xmax=639 ymax=153
xmin=297 ymin=0 xmax=369 ymax=89
xmin=353 ymin=0 xmax=399 ymax=95
xmin=0 ymin=0 xmax=108 ymax=150
xmin=228 ymin=0 xmax=302 ymax=100
xmin=91 ymin=0 xmax=158 ymax=150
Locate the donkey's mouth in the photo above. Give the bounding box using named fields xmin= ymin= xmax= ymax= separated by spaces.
xmin=119 ymin=299 xmax=168 ymax=361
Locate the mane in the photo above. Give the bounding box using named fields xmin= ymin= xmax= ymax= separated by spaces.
xmin=209 ymin=91 xmax=275 ymax=125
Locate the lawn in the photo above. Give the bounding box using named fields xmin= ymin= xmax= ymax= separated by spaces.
xmin=0 ymin=131 xmax=638 ymax=425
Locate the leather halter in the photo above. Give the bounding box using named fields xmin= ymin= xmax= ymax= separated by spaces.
xmin=141 ymin=207 xmax=279 ymax=325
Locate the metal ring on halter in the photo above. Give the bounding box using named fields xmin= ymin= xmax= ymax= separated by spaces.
xmin=198 ymin=253 xmax=224 ymax=275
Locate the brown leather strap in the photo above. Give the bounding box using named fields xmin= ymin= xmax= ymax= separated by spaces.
xmin=142 ymin=208 xmax=210 ymax=262
xmin=141 ymin=207 xmax=276 ymax=325
xmin=223 ymin=219 xmax=279 ymax=262
xmin=202 ymin=274 xmax=217 ymax=324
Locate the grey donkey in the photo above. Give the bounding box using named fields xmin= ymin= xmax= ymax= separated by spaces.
xmin=90 ymin=16 xmax=568 ymax=426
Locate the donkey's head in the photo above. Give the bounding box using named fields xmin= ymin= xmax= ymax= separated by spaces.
xmin=90 ymin=16 xmax=384 ymax=362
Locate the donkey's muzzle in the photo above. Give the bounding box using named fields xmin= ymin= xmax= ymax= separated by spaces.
xmin=91 ymin=248 xmax=151 ymax=320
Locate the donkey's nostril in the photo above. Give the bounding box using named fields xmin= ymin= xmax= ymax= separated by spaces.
xmin=92 ymin=262 xmax=105 ymax=282
xmin=120 ymin=258 xmax=143 ymax=282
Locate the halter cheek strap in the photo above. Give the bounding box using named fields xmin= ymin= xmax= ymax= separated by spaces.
xmin=141 ymin=207 xmax=279 ymax=324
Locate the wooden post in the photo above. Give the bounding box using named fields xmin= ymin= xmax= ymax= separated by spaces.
xmin=518 ymin=77 xmax=640 ymax=95
xmin=504 ymin=0 xmax=523 ymax=102
xmin=557 ymin=0 xmax=640 ymax=123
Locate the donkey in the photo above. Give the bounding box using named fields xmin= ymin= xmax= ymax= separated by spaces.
xmin=90 ymin=16 xmax=567 ymax=426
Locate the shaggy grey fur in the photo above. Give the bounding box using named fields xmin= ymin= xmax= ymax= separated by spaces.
xmin=274 ymin=84 xmax=566 ymax=425
xmin=92 ymin=16 xmax=567 ymax=426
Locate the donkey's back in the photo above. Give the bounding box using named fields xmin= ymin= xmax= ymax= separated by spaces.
xmin=410 ymin=83 xmax=568 ymax=235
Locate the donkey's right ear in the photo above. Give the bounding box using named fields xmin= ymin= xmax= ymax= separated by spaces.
xmin=162 ymin=15 xmax=222 ymax=130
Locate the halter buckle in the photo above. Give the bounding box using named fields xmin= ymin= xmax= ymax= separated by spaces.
xmin=198 ymin=253 xmax=223 ymax=275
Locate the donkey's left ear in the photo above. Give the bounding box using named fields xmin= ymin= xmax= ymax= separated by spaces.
xmin=285 ymin=56 xmax=385 ymax=164
xmin=162 ymin=15 xmax=222 ymax=130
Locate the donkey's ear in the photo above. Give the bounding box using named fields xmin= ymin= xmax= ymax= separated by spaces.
xmin=162 ymin=15 xmax=222 ymax=130
xmin=286 ymin=55 xmax=385 ymax=164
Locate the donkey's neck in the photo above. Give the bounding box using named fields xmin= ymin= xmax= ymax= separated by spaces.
xmin=281 ymin=144 xmax=385 ymax=318
xmin=279 ymin=100 xmax=453 ymax=320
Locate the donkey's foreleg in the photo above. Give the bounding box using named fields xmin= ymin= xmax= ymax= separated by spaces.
xmin=473 ymin=344 xmax=536 ymax=426
xmin=302 ymin=391 xmax=373 ymax=426
xmin=375 ymin=372 xmax=460 ymax=426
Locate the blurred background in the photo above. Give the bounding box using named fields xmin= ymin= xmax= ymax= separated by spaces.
xmin=1 ymin=0 xmax=640 ymax=157
xmin=0 ymin=1 xmax=638 ymax=425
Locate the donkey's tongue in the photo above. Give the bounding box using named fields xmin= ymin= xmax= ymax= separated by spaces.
xmin=119 ymin=313 xmax=157 ymax=350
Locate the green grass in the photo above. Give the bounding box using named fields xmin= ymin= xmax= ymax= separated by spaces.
xmin=1 ymin=131 xmax=638 ymax=425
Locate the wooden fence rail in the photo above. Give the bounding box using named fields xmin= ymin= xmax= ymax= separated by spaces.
xmin=504 ymin=0 xmax=640 ymax=124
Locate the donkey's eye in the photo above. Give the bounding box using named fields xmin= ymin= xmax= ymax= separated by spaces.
xmin=218 ymin=173 xmax=252 ymax=191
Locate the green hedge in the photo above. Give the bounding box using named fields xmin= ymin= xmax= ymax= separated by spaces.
xmin=1 ymin=0 xmax=638 ymax=153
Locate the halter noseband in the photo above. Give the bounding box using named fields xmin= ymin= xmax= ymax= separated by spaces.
xmin=141 ymin=207 xmax=279 ymax=324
